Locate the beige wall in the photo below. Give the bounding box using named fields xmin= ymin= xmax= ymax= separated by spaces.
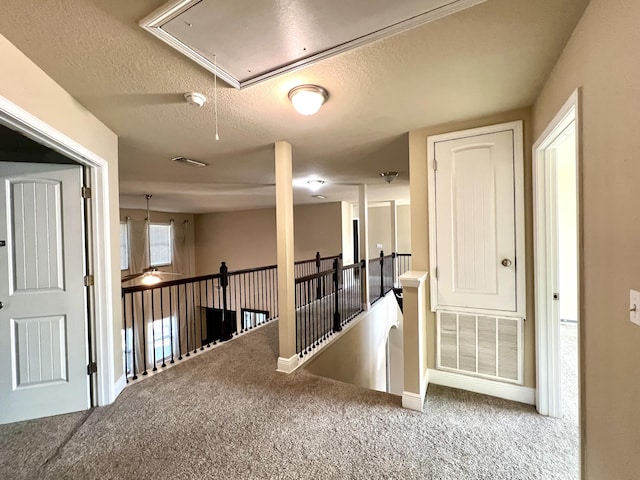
xmin=367 ymin=205 xmax=392 ymax=258
xmin=304 ymin=293 xmax=401 ymax=392
xmin=408 ymin=107 xmax=535 ymax=388
xmin=533 ymin=0 xmax=640 ymax=477
xmin=0 ymin=35 xmax=122 ymax=383
xmin=194 ymin=202 xmax=343 ymax=274
xmin=397 ymin=204 xmax=411 ymax=253
xmin=294 ymin=203 xmax=343 ymax=261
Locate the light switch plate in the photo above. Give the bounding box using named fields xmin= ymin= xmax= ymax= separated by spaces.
xmin=376 ymin=243 xmax=383 ymax=249
xmin=630 ymin=289 xmax=640 ymax=326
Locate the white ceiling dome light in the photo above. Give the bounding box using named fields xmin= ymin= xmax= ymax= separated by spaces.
xmin=288 ymin=85 xmax=329 ymax=115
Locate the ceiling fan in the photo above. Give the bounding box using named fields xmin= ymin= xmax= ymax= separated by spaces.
xmin=121 ymin=194 xmax=181 ymax=285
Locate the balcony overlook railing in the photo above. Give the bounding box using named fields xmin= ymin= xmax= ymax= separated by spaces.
xmin=294 ymin=257 xmax=363 ymax=357
xmin=121 ymin=253 xmax=339 ymax=381
xmin=121 ymin=251 xmax=410 ymax=379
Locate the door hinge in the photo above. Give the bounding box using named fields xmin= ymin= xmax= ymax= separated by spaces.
xmin=87 ymin=362 xmax=97 ymax=375
xmin=435 ymin=266 xmax=439 ymax=279
xmin=84 ymin=274 xmax=94 ymax=287
xmin=433 ymin=159 xmax=438 ymax=171
xmin=81 ymin=186 xmax=92 ymax=199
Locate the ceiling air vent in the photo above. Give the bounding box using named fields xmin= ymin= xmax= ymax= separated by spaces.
xmin=171 ymin=156 xmax=208 ymax=168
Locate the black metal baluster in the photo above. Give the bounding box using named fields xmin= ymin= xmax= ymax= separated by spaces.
xmin=252 ymin=271 xmax=257 ymax=319
xmin=220 ymin=262 xmax=231 ymax=341
xmin=214 ymin=277 xmax=221 ymax=344
xmin=151 ymin=288 xmax=157 ymax=372
xmin=205 ymin=279 xmax=211 ymax=347
xmin=185 ymin=283 xmax=190 ymax=357
xmin=141 ymin=291 xmax=148 ymax=375
xmin=199 ymin=280 xmax=205 ymax=351
xmin=192 ymin=281 xmax=198 ymax=353
xmin=177 ymin=284 xmax=183 ymax=360
xmin=131 ymin=292 xmax=137 ymax=380
xmin=243 ymin=272 xmax=248 ymax=330
xmin=161 ymin=287 xmax=167 ymax=368
xmin=122 ymin=292 xmax=128 ymax=383
xmin=293 ymin=283 xmax=302 ymax=357
xmin=169 ymin=286 xmax=175 ymax=364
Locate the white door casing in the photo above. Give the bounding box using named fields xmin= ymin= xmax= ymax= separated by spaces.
xmin=428 ymin=121 xmax=526 ymax=318
xmin=0 ymin=162 xmax=90 ymax=424
xmin=533 ymin=89 xmax=580 ymax=417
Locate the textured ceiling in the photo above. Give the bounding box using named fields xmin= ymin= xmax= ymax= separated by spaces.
xmin=0 ymin=0 xmax=589 ymax=213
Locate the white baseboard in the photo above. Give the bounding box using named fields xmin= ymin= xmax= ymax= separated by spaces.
xmin=112 ymin=373 xmax=127 ymax=402
xmin=402 ymin=391 xmax=424 ymax=412
xmin=427 ymin=369 xmax=535 ymax=405
xmin=277 ymin=354 xmax=300 ymax=374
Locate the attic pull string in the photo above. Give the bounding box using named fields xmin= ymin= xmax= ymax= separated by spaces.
xmin=214 ymin=54 xmax=219 ymax=141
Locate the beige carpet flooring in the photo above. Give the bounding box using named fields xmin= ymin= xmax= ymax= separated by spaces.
xmin=0 ymin=321 xmax=579 ymax=479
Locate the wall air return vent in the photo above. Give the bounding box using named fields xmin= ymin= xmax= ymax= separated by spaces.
xmin=437 ymin=311 xmax=523 ymax=384
xmin=140 ymin=0 xmax=487 ymax=89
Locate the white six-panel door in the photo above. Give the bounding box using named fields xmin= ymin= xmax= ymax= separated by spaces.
xmin=428 ymin=122 xmax=526 ymax=318
xmin=0 ymin=162 xmax=89 ymax=424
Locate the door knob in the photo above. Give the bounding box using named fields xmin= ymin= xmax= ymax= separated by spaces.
xmin=501 ymin=258 xmax=512 ymax=267
xmin=0 ymin=301 xmax=3 ymax=309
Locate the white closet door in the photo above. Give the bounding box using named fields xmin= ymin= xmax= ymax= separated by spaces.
xmin=433 ymin=129 xmax=518 ymax=312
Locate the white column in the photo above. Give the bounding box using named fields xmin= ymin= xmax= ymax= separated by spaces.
xmin=399 ymin=271 xmax=429 ymax=411
xmin=390 ymin=200 xmax=398 ymax=253
xmin=359 ymin=184 xmax=370 ymax=309
xmin=275 ymin=141 xmax=298 ymax=373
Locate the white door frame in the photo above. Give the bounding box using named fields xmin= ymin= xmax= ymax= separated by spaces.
xmin=532 ymin=89 xmax=581 ymax=417
xmin=0 ymin=96 xmax=120 ymax=407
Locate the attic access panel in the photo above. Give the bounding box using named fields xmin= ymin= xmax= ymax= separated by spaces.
xmin=141 ymin=0 xmax=486 ymax=89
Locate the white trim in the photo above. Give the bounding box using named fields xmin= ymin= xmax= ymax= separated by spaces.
xmin=277 ymin=354 xmax=300 ymax=374
xmin=399 ymin=271 xmax=428 ymax=289
xmin=113 ymin=374 xmax=127 ymax=399
xmin=428 ymin=369 xmax=535 ymax=405
xmin=140 ymin=0 xmax=488 ymax=89
xmin=427 ymin=121 xmax=526 ymax=318
xmin=402 ymin=391 xmax=424 ymax=412
xmin=0 ymin=96 xmax=118 ymax=407
xmin=532 ymin=89 xmax=581 ymax=417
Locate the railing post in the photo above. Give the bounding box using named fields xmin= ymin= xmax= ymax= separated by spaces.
xmin=392 ymin=251 xmax=397 ymax=288
xmin=220 ymin=261 xmax=232 ymax=341
xmin=379 ymin=250 xmax=384 ymax=298
xmin=315 ymin=251 xmax=321 ymax=299
xmin=333 ymin=257 xmax=342 ymax=332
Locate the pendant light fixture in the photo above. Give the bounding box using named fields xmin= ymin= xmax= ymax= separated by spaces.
xmin=121 ymin=194 xmax=180 ymax=284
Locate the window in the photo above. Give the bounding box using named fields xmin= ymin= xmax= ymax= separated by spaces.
xmin=120 ymin=222 xmax=129 ymax=270
xmin=152 ymin=317 xmax=176 ymax=363
xmin=241 ymin=308 xmax=269 ymax=330
xmin=149 ymin=223 xmax=172 ymax=267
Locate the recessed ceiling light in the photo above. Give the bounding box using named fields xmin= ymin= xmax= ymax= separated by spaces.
xmin=288 ymin=85 xmax=329 ymax=115
xmin=312 ymin=194 xmax=327 ymax=199
xmin=172 ymin=156 xmax=208 ymax=168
